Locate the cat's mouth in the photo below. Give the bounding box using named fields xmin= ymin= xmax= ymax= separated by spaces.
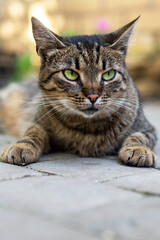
xmin=81 ymin=107 xmax=98 ymax=115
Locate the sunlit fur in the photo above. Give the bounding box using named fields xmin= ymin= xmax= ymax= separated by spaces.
xmin=39 ymin=43 xmax=130 ymax=120
xmin=0 ymin=17 xmax=157 ymax=167
xmin=31 ymin=17 xmax=156 ymax=158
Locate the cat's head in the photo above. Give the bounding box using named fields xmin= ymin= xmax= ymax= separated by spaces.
xmin=32 ymin=16 xmax=139 ymax=119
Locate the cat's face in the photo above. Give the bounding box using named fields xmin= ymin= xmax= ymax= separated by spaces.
xmin=39 ymin=43 xmax=127 ymax=118
xmin=32 ymin=17 xmax=139 ymax=119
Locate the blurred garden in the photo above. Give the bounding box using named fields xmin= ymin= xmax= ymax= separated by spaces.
xmin=0 ymin=3 xmax=160 ymax=239
xmin=0 ymin=0 xmax=160 ymax=99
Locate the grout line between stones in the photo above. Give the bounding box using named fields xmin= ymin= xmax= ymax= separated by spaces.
xmin=96 ymin=171 xmax=157 ymax=184
xmin=24 ymin=165 xmax=64 ymax=177
xmin=0 ymin=167 xmax=63 ymax=183
xmin=118 ymin=186 xmax=160 ymax=197
xmin=0 ymin=174 xmax=39 ymax=183
xmin=155 ymin=167 xmax=160 ymax=171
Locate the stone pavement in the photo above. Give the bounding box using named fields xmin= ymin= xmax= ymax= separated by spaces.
xmin=0 ymin=102 xmax=160 ymax=240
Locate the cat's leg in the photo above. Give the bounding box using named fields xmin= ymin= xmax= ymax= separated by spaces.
xmin=0 ymin=124 xmax=50 ymax=165
xmin=119 ymin=130 xmax=157 ymax=167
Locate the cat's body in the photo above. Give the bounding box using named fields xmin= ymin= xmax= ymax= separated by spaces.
xmin=1 ymin=17 xmax=157 ymax=167
xmin=0 ymin=80 xmax=39 ymax=136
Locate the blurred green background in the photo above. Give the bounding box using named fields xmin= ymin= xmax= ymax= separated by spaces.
xmin=0 ymin=0 xmax=160 ymax=99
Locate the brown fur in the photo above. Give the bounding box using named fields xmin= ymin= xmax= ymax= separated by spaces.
xmin=0 ymin=17 xmax=157 ymax=167
xmin=0 ymin=80 xmax=40 ymax=136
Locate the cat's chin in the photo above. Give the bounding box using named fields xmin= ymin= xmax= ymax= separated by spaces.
xmin=79 ymin=107 xmax=99 ymax=118
xmin=82 ymin=107 xmax=98 ymax=115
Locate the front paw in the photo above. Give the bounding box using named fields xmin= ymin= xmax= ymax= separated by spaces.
xmin=0 ymin=143 xmax=38 ymax=165
xmin=119 ymin=146 xmax=156 ymax=167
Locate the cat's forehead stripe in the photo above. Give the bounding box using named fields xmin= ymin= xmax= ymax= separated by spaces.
xmin=75 ymin=57 xmax=80 ymax=70
xmin=102 ymin=59 xmax=106 ymax=71
xmin=95 ymin=44 xmax=100 ymax=64
xmin=76 ymin=42 xmax=102 ymax=67
xmin=46 ymin=40 xmax=122 ymax=73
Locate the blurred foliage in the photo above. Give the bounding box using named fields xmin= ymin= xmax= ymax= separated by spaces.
xmin=61 ymin=31 xmax=79 ymax=36
xmin=12 ymin=54 xmax=35 ymax=82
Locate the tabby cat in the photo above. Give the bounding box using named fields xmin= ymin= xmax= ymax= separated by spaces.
xmin=1 ymin=16 xmax=157 ymax=167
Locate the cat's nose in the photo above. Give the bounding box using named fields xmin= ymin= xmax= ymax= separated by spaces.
xmin=87 ymin=94 xmax=99 ymax=103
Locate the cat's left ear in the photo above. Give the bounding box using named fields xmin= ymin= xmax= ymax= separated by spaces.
xmin=31 ymin=17 xmax=70 ymax=57
xmin=105 ymin=16 xmax=140 ymax=57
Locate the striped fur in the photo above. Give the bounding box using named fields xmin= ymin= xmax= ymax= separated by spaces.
xmin=1 ymin=17 xmax=157 ymax=167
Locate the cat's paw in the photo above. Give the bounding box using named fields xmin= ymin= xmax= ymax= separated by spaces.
xmin=0 ymin=143 xmax=38 ymax=165
xmin=119 ymin=146 xmax=156 ymax=167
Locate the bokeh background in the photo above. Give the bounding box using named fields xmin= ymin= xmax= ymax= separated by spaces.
xmin=0 ymin=0 xmax=160 ymax=99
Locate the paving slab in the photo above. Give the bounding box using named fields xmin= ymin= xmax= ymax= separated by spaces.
xmin=144 ymin=103 xmax=160 ymax=163
xmin=60 ymin=196 xmax=160 ymax=240
xmin=108 ymin=170 xmax=160 ymax=195
xmin=0 ymin=207 xmax=97 ymax=240
xmin=0 ymin=176 xmax=141 ymax=218
xmin=0 ymin=134 xmax=17 ymax=153
xmin=26 ymin=153 xmax=157 ymax=182
xmin=0 ymin=102 xmax=159 ymax=240
xmin=0 ymin=162 xmax=42 ymax=181
xmin=0 ymin=175 xmax=143 ymax=240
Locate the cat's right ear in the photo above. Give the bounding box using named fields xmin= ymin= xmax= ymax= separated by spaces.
xmin=103 ymin=16 xmax=140 ymax=57
xmin=31 ymin=17 xmax=70 ymax=56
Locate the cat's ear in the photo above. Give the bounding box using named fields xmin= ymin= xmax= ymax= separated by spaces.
xmin=31 ymin=17 xmax=70 ymax=56
xmin=105 ymin=16 xmax=140 ymax=57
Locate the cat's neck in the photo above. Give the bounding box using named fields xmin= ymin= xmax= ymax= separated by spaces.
xmin=50 ymin=107 xmax=132 ymax=135
xmin=37 ymin=97 xmax=138 ymax=135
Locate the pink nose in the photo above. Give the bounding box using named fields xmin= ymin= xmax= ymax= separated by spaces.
xmin=87 ymin=94 xmax=99 ymax=103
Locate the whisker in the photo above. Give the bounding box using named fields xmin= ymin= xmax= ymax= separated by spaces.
xmin=108 ymin=102 xmax=137 ymax=114
xmin=35 ymin=104 xmax=63 ymax=123
xmin=44 ymin=107 xmax=66 ymax=121
xmin=109 ymin=99 xmax=143 ymax=114
xmin=58 ymin=108 xmax=72 ymax=123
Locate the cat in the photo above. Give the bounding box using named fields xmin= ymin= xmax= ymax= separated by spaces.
xmin=0 ymin=79 xmax=39 ymax=137
xmin=0 ymin=16 xmax=157 ymax=167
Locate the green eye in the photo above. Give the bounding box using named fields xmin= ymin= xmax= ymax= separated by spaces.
xmin=63 ymin=69 xmax=79 ymax=81
xmin=102 ymin=70 xmax=116 ymax=81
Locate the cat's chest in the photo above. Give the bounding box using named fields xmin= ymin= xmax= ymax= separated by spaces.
xmin=49 ymin=122 xmax=124 ymax=157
